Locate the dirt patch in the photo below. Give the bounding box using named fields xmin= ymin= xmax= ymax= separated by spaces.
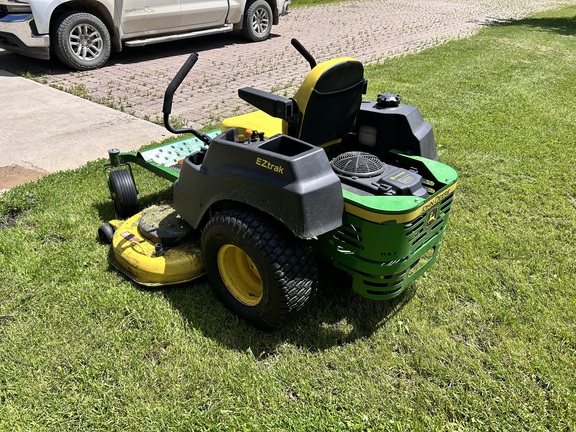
xmin=0 ymin=209 xmax=22 ymax=231
xmin=0 ymin=165 xmax=48 ymax=190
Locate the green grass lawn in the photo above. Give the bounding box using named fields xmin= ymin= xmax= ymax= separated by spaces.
xmin=2 ymin=6 xmax=576 ymax=431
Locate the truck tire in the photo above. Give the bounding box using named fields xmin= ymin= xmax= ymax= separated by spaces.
xmin=202 ymin=208 xmax=317 ymax=330
xmin=52 ymin=11 xmax=111 ymax=71
xmin=242 ymin=0 xmax=273 ymax=42
xmin=109 ymin=169 xmax=138 ymax=218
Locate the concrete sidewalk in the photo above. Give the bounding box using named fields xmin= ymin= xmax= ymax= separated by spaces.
xmin=0 ymin=69 xmax=173 ymax=189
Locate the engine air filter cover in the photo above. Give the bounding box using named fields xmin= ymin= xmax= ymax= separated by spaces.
xmin=331 ymin=151 xmax=385 ymax=178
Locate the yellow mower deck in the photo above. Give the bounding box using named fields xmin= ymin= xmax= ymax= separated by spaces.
xmin=109 ymin=206 xmax=204 ymax=286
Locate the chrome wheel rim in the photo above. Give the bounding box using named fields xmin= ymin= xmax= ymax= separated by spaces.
xmin=251 ymin=7 xmax=270 ymax=37
xmin=69 ymin=23 xmax=103 ymax=61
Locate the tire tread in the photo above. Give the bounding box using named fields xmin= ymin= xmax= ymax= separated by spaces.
xmin=202 ymin=208 xmax=317 ymax=329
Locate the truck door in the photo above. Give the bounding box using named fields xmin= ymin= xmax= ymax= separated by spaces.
xmin=117 ymin=0 xmax=182 ymax=35
xmin=180 ymin=0 xmax=229 ymax=29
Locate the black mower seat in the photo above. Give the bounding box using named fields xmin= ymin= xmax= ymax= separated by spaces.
xmin=221 ymin=56 xmax=367 ymax=147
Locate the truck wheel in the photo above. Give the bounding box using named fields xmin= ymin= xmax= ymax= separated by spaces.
xmin=202 ymin=208 xmax=317 ymax=330
xmin=242 ymin=0 xmax=273 ymax=42
xmin=52 ymin=11 xmax=111 ymax=70
xmin=109 ymin=169 xmax=138 ymax=218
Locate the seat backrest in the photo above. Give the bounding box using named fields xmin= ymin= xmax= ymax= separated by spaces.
xmin=292 ymin=57 xmax=366 ymax=146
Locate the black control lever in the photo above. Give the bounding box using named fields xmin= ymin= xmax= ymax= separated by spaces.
xmin=162 ymin=52 xmax=211 ymax=145
xmin=291 ymin=38 xmax=317 ymax=69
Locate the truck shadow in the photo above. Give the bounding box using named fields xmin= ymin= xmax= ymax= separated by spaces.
xmin=107 ymin=31 xmax=281 ymax=66
xmin=0 ymin=30 xmax=280 ymax=78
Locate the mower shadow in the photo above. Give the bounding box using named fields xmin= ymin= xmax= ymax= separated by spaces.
xmin=94 ymin=188 xmax=414 ymax=351
xmin=161 ymin=267 xmax=417 ymax=353
xmin=93 ymin=184 xmax=175 ymax=222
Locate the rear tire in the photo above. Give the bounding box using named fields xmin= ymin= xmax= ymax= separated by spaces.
xmin=109 ymin=169 xmax=138 ymax=218
xmin=202 ymin=208 xmax=317 ymax=330
xmin=242 ymin=0 xmax=273 ymax=42
xmin=52 ymin=11 xmax=111 ymax=70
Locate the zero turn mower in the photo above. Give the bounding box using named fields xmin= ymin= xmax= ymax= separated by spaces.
xmin=99 ymin=39 xmax=458 ymax=330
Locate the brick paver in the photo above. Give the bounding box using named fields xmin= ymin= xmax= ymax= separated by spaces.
xmin=0 ymin=0 xmax=572 ymax=128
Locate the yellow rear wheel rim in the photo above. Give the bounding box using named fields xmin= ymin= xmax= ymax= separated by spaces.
xmin=217 ymin=244 xmax=263 ymax=306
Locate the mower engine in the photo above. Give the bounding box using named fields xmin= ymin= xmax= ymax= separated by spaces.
xmin=330 ymin=151 xmax=429 ymax=198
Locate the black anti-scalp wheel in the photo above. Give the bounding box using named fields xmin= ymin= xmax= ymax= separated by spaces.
xmin=97 ymin=223 xmax=115 ymax=244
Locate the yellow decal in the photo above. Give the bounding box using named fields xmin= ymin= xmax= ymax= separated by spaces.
xmin=418 ymin=184 xmax=456 ymax=215
xmin=389 ymin=171 xmax=416 ymax=185
xmin=256 ymin=157 xmax=285 ymax=174
xmin=426 ymin=207 xmax=438 ymax=227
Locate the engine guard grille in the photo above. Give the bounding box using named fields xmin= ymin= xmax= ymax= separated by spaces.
xmin=315 ymin=187 xmax=456 ymax=300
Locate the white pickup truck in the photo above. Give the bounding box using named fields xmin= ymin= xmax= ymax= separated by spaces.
xmin=0 ymin=0 xmax=289 ymax=70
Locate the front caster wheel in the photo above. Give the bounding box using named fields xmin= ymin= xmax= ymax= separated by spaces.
xmin=202 ymin=208 xmax=317 ymax=330
xmin=108 ymin=169 xmax=138 ymax=218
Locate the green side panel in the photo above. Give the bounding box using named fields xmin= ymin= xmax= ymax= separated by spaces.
xmin=316 ymin=155 xmax=458 ymax=300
